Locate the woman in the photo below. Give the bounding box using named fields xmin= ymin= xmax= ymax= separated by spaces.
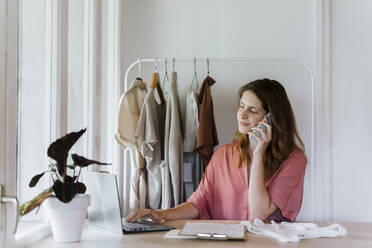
xmin=126 ymin=78 xmax=307 ymax=223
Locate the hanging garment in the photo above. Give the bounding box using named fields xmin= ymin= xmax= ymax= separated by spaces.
xmin=196 ymin=76 xmax=218 ymax=171
xmin=114 ymin=79 xmax=147 ymax=210
xmin=183 ymin=91 xmax=199 ymax=152
xmin=135 ymin=74 xmax=166 ymax=210
xmin=183 ymin=89 xmax=202 ymax=199
xmin=162 ymin=71 xmax=183 ymax=208
xmin=183 ymin=153 xmax=202 ymax=200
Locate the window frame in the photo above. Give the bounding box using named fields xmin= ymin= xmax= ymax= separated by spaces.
xmin=11 ymin=0 xmax=106 ymax=246
xmin=14 ymin=0 xmax=69 ymax=245
xmin=1 ymin=0 xmax=121 ymax=245
xmin=1 ymin=0 xmax=20 ymax=246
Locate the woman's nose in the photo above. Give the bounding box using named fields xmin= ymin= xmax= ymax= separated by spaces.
xmin=240 ymin=110 xmax=248 ymax=119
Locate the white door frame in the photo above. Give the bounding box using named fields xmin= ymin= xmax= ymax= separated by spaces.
xmin=0 ymin=0 xmax=19 ymax=247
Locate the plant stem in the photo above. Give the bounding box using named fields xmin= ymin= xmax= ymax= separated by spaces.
xmin=53 ymin=170 xmax=60 ymax=181
xmin=76 ymin=167 xmax=82 ymax=181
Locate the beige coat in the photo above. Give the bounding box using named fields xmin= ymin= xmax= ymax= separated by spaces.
xmin=115 ymin=79 xmax=147 ymax=210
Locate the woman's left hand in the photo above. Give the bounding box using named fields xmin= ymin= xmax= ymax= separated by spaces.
xmin=248 ymin=115 xmax=272 ymax=158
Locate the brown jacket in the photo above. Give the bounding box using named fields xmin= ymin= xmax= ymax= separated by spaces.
xmin=196 ymin=76 xmax=218 ymax=171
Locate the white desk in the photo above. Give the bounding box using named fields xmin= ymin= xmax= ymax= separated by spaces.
xmin=30 ymin=220 xmax=372 ymax=248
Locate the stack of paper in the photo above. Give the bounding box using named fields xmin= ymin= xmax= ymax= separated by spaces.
xmin=165 ymin=222 xmax=246 ymax=240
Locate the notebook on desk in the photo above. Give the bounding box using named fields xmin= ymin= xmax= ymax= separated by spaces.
xmin=180 ymin=222 xmax=246 ymax=240
xmin=85 ymin=172 xmax=175 ymax=234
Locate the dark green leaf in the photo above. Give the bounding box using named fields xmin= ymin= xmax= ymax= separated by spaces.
xmin=67 ymin=164 xmax=76 ymax=170
xmin=29 ymin=172 xmax=45 ymax=187
xmin=71 ymin=154 xmax=111 ymax=168
xmin=75 ymin=182 xmax=86 ymax=194
xmin=53 ymin=180 xmax=76 ymax=203
xmin=56 ymin=162 xmax=65 ymax=177
xmin=47 ymin=128 xmax=86 ymax=177
xmin=64 ymin=175 xmax=77 ymax=183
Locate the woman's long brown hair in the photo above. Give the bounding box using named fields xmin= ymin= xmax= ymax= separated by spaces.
xmin=234 ymin=78 xmax=304 ymax=180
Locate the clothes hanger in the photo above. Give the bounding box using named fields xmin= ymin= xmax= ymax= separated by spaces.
xmin=150 ymin=58 xmax=159 ymax=88
xmin=189 ymin=57 xmax=199 ymax=92
xmin=161 ymin=58 xmax=170 ymax=95
xmin=136 ymin=58 xmax=143 ymax=81
xmin=154 ymin=57 xmax=158 ymax=73
xmin=207 ymin=57 xmax=210 ymax=77
xmin=150 ymin=58 xmax=165 ymax=105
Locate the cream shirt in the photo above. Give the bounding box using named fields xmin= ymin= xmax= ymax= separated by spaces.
xmin=183 ymin=91 xmax=199 ymax=152
xmin=183 ymin=90 xmax=202 ymax=199
xmin=135 ymin=87 xmax=166 ymax=209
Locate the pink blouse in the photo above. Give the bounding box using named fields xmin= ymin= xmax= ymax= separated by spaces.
xmin=187 ymin=143 xmax=307 ymax=221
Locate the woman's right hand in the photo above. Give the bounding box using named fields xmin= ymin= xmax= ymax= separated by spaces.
xmin=125 ymin=208 xmax=167 ymax=223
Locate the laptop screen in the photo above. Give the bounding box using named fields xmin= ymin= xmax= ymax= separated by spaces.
xmin=85 ymin=172 xmax=123 ymax=234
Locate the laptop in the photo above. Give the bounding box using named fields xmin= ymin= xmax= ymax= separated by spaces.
xmin=85 ymin=172 xmax=175 ymax=234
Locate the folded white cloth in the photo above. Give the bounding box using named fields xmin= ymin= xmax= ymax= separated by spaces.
xmin=241 ymin=219 xmax=347 ymax=243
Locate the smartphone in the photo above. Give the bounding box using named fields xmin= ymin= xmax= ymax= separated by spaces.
xmin=249 ymin=113 xmax=272 ymax=146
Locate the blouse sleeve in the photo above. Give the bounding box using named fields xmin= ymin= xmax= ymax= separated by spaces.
xmin=114 ymin=93 xmax=137 ymax=150
xmin=267 ymin=150 xmax=307 ymax=221
xmin=187 ymin=156 xmax=215 ymax=219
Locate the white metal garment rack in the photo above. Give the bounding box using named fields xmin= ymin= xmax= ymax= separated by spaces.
xmin=123 ymin=57 xmax=315 ymax=219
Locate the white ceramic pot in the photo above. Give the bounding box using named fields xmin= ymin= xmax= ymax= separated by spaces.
xmin=44 ymin=194 xmax=91 ymax=242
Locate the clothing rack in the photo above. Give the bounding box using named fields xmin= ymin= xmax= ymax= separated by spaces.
xmin=124 ymin=57 xmax=314 ymax=91
xmin=123 ymin=57 xmax=315 ymax=219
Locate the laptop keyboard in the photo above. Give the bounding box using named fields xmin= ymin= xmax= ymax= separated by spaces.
xmin=122 ymin=219 xmax=174 ymax=232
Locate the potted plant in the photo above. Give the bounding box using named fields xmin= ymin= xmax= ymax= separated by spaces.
xmin=19 ymin=128 xmax=110 ymax=242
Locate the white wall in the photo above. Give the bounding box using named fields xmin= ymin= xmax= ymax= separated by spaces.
xmin=120 ymin=0 xmax=372 ymax=221
xmin=330 ymin=0 xmax=372 ymax=221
